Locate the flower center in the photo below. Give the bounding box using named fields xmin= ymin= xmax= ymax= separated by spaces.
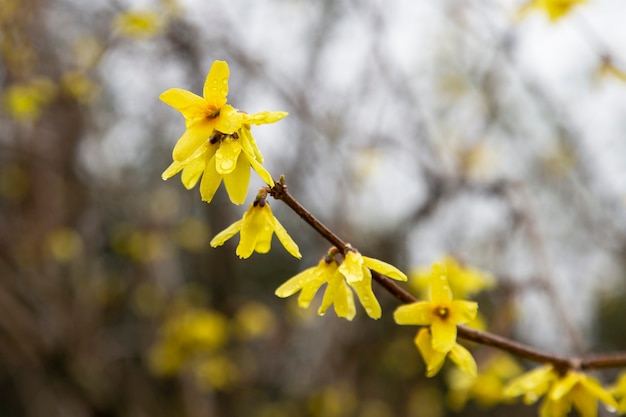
xmin=436 ymin=306 xmax=449 ymax=319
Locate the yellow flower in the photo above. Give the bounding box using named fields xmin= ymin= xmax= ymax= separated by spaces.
xmin=415 ymin=328 xmax=477 ymax=378
xmin=504 ymin=364 xmax=558 ymax=404
xmin=541 ymin=371 xmax=617 ymax=417
xmin=113 ymin=10 xmax=163 ymax=39
xmin=394 ymin=263 xmax=478 ymax=352
xmin=610 ymin=371 xmax=626 ymax=414
xmin=275 ymin=248 xmax=406 ymax=320
xmin=210 ymin=194 xmax=301 ymax=259
xmin=518 ymin=0 xmax=585 ymax=22
xmin=160 ymin=61 xmax=287 ymax=204
xmin=410 ymin=255 xmax=495 ymax=300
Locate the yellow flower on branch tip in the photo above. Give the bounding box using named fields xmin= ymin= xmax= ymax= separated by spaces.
xmin=518 ymin=0 xmax=585 ymax=22
xmin=275 ymin=256 xmax=357 ymax=320
xmin=415 ymin=328 xmax=477 ymax=378
xmin=210 ymin=197 xmax=301 ymax=259
xmin=542 ymin=371 xmax=618 ymax=417
xmin=394 ymin=263 xmax=477 ymax=353
xmin=162 ymin=130 xmax=276 ymax=205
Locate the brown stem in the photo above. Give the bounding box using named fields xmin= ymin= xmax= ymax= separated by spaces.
xmin=268 ymin=180 xmax=626 ymax=371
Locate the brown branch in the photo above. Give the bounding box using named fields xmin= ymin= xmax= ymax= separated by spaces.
xmin=268 ymin=180 xmax=626 ymax=371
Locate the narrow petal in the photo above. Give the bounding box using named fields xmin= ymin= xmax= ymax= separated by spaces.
xmin=209 ymin=220 xmax=243 ymax=248
xmin=223 ymin=153 xmax=250 ymax=205
xmin=215 ymin=137 xmax=242 ymax=175
xmin=162 ymin=160 xmax=184 ymax=180
xmin=199 ymin=154 xmax=222 ymax=203
xmin=332 ymin=280 xmax=356 ymax=320
xmin=550 ymin=372 xmax=580 ymax=401
xmin=430 ymin=271 xmax=453 ymax=305
xmin=415 ymin=328 xmax=447 ymax=377
xmin=275 ymin=266 xmax=321 ymax=298
xmin=363 ymin=256 xmax=407 ymax=281
xmin=272 ymin=216 xmax=301 ymax=259
xmin=203 ymin=61 xmax=229 ymax=110
xmin=339 ymin=251 xmax=364 ymax=283
xmin=450 ymin=300 xmax=479 ymax=325
xmin=180 ymin=158 xmax=205 ymax=189
xmin=248 ymin=155 xmax=274 ymax=186
xmin=449 ymin=344 xmax=477 ymax=377
xmin=572 ymin=387 xmax=598 ymax=417
xmin=239 ymin=127 xmax=264 ymax=162
xmin=504 ymin=365 xmax=555 ymax=402
xmin=350 ymin=272 xmax=381 ymax=319
xmin=159 ymin=88 xmax=207 ymax=120
xmin=172 ymin=119 xmax=214 ymax=162
xmin=237 ymin=205 xmax=272 ymax=257
xmin=430 ymin=319 xmax=457 ymax=352
xmin=580 ymin=376 xmax=619 ymax=409
xmin=318 ymin=275 xmax=340 ymax=316
xmin=393 ymin=302 xmax=435 ymax=325
xmin=244 ymin=110 xmax=289 ymax=125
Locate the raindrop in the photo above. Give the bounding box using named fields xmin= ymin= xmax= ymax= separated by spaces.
xmin=220 ymin=159 xmax=234 ymax=171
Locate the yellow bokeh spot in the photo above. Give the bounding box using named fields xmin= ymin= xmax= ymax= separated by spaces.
xmin=2 ymin=78 xmax=56 ymax=122
xmin=308 ymin=382 xmax=357 ymax=417
xmin=195 ymin=355 xmax=239 ymax=390
xmin=234 ymin=301 xmax=277 ymax=340
xmin=407 ymin=385 xmax=443 ymax=417
xmin=61 ymin=71 xmax=100 ymax=104
xmin=45 ymin=227 xmax=83 ymax=263
xmin=113 ymin=10 xmax=163 ymax=39
xmin=174 ymin=216 xmax=210 ymax=252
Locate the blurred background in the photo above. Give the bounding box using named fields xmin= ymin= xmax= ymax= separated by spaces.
xmin=1 ymin=0 xmax=626 ymax=416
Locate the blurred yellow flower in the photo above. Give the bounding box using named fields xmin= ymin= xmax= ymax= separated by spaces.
xmin=2 ymin=78 xmax=56 ymax=122
xmin=410 ymin=255 xmax=495 ymax=300
xmin=518 ymin=0 xmax=585 ymax=22
xmin=394 ymin=263 xmax=478 ymax=352
xmin=61 ymin=71 xmax=100 ymax=103
xmin=113 ymin=10 xmax=163 ymax=39
xmin=504 ymin=364 xmax=557 ymax=404
xmin=414 ymin=328 xmax=476 ymax=378
xmin=161 ymin=61 xmax=287 ymax=204
xmin=542 ymin=371 xmax=617 ymax=417
xmin=210 ymin=195 xmax=301 ymax=259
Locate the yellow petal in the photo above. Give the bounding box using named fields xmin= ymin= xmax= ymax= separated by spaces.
xmin=318 ymin=273 xmax=340 ymax=316
xmin=223 ymin=153 xmax=250 ymax=205
xmin=172 ymin=119 xmax=215 ymax=162
xmin=393 ymin=302 xmax=435 ymax=325
xmin=162 ymin=160 xmax=184 ymax=180
xmin=450 ymin=300 xmax=479 ymax=324
xmin=363 ymin=256 xmax=407 ymax=281
xmin=244 ymin=110 xmax=288 ymax=125
xmin=239 ymin=127 xmax=264 ymax=163
xmin=449 ymin=344 xmax=477 ymax=377
xmin=415 ymin=328 xmax=446 ymax=377
xmin=275 ymin=264 xmax=324 ymax=301
xmin=210 ymin=219 xmax=243 ymax=248
xmin=430 ymin=268 xmax=453 ymax=305
xmin=572 ymin=386 xmax=598 ymax=417
xmin=159 ymin=88 xmax=207 ymax=121
xmin=430 ymin=319 xmax=457 ymax=352
xmin=333 ymin=279 xmax=356 ymax=320
xmin=540 ymin=395 xmax=572 ymax=417
xmin=199 ymin=154 xmax=222 ymax=203
xmin=579 ymin=375 xmax=619 ymax=409
xmin=248 ymin=155 xmax=275 ymax=186
xmin=180 ymin=157 xmax=205 ymax=189
xmin=214 ymin=104 xmax=244 ymax=134
xmin=203 ymin=61 xmax=229 ymax=110
xmin=237 ymin=204 xmax=273 ymax=258
xmin=504 ymin=365 xmax=555 ymax=402
xmin=215 ymin=137 xmax=242 ymax=175
xmin=350 ymin=272 xmax=381 ymax=319
xmin=338 ymin=251 xmax=364 ymax=283
xmin=272 ymin=215 xmax=302 ymax=259
xmin=550 ymin=372 xmax=581 ymax=401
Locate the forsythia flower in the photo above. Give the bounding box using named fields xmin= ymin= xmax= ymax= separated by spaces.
xmin=394 ymin=263 xmax=478 ymax=352
xmin=160 ymin=61 xmax=287 ymax=204
xmin=505 ymin=366 xmax=618 ymax=417
xmin=518 ymin=0 xmax=585 ymax=21
xmin=415 ymin=328 xmax=477 ymax=378
xmin=275 ymin=247 xmax=407 ymax=320
xmin=210 ymin=193 xmax=301 ymax=259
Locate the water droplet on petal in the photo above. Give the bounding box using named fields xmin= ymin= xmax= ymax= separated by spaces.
xmin=220 ymin=159 xmax=234 ymax=171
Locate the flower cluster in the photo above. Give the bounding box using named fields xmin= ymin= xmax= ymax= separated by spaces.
xmin=160 ymin=60 xmax=286 ymax=205
xmin=394 ymin=263 xmax=478 ymax=377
